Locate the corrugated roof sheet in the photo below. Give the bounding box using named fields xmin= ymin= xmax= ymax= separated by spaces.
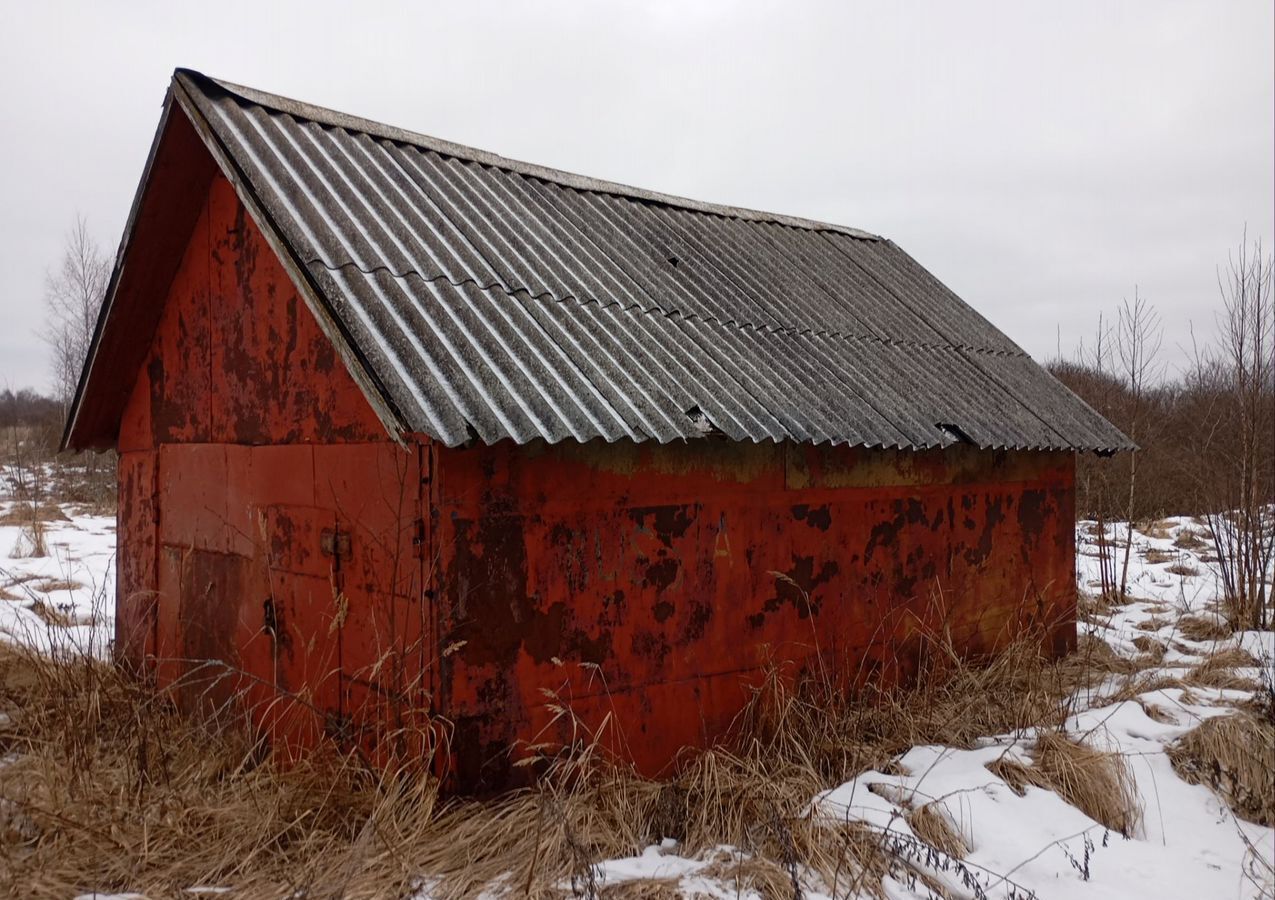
xmin=172 ymin=69 xmax=1131 ymax=452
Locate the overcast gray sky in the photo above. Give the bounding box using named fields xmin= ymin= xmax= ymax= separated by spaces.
xmin=1 ymin=0 xmax=1271 ymax=393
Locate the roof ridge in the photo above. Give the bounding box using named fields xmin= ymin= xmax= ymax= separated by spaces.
xmin=174 ymin=68 xmax=880 ymax=241
xmin=309 ymin=257 xmax=1027 ymax=359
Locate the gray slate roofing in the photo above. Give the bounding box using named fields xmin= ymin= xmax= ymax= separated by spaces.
xmin=173 ymin=69 xmax=1131 ymax=452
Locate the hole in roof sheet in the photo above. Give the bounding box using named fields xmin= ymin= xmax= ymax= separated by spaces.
xmin=685 ymin=405 xmax=720 ymax=437
xmin=936 ymin=423 xmax=973 ymax=445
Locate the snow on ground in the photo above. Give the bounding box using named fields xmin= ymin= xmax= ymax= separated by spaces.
xmin=2 ymin=500 xmax=1271 ymax=899
xmin=0 ymin=498 xmax=115 ymax=657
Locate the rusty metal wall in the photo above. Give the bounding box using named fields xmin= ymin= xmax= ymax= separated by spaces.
xmin=433 ymin=439 xmax=1075 ymax=791
xmin=116 ymin=173 xmax=426 ymax=753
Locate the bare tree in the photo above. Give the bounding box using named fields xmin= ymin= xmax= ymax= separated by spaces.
xmin=42 ymin=216 xmax=111 ymax=421
xmin=1115 ymin=290 xmax=1163 ymax=598
xmin=1075 ymin=312 xmax=1121 ymax=600
xmin=1192 ymin=232 xmax=1275 ymax=630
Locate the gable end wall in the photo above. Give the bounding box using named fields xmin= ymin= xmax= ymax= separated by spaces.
xmin=113 ymin=176 xmax=423 ymax=753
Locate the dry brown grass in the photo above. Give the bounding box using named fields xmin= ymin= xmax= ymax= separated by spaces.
xmin=1131 ymin=635 xmax=1167 ymax=663
xmin=1077 ymin=591 xmax=1116 ymax=618
xmin=1165 ymin=563 xmax=1201 ymax=577
xmin=0 ymin=503 xmax=68 ymax=527
xmin=1031 ymin=732 xmax=1142 ymax=836
xmin=598 ymin=877 xmax=683 ymax=899
xmin=905 ymin=802 xmax=968 ymax=858
xmin=29 ymin=579 xmax=81 ymax=594
xmin=0 ymin=624 xmax=1123 ymax=898
xmin=1203 ymin=646 xmax=1261 ymax=668
xmin=1168 ymin=712 xmax=1275 ymax=826
xmin=1137 ymin=701 xmax=1177 ymax=724
xmin=1140 ymin=520 xmax=1176 ymax=541
xmin=1173 ymin=529 xmax=1209 ymax=550
xmin=1177 ymin=614 xmax=1232 ymax=643
xmin=986 ymin=732 xmax=1142 ymax=836
xmin=1107 ymin=673 xmax=1189 ymax=704
xmin=1142 ymin=548 xmax=1177 ymax=565
xmin=1184 ymin=657 xmax=1262 ymax=692
xmin=1065 ymin=634 xmax=1144 ymax=681
xmin=23 ymin=600 xmax=76 ymax=628
xmin=1076 ymin=585 xmax=1135 ymax=618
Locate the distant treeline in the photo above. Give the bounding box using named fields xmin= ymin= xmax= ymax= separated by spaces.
xmin=0 ymin=388 xmax=61 ymax=430
xmin=1047 ymin=237 xmax=1273 ymax=525
xmin=1049 ymin=358 xmax=1273 ymax=521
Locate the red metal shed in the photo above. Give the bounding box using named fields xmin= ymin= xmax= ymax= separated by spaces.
xmin=65 ymin=70 xmax=1130 ymax=792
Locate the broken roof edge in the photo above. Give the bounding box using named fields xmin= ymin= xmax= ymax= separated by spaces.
xmin=174 ymin=68 xmax=881 ymax=241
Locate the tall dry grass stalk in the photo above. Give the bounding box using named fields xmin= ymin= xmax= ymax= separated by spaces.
xmin=0 ymin=618 xmax=1142 ymax=899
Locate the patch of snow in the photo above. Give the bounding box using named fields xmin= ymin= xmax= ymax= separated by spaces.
xmin=0 ymin=508 xmax=115 ymax=657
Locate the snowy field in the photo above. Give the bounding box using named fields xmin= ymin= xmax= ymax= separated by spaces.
xmin=1 ymin=502 xmax=1271 ymax=899
xmin=0 ymin=499 xmax=115 ymax=657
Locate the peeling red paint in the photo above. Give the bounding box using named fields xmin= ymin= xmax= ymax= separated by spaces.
xmin=111 ymin=166 xmax=1077 ymax=796
xmin=432 ymin=439 xmax=1074 ymax=791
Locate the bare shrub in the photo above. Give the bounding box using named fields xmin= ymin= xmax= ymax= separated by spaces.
xmin=2 ymin=429 xmax=50 ymax=560
xmin=1186 ymin=236 xmax=1275 ymax=631
xmin=1114 ymin=293 xmax=1164 ymax=598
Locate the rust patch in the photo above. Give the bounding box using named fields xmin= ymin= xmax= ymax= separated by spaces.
xmin=628 ymin=505 xmax=695 ymax=548
xmin=644 ymin=558 xmax=681 ymax=593
xmin=750 ymin=556 xmax=839 ymax=627
xmin=792 ymin=503 xmax=832 ymax=531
